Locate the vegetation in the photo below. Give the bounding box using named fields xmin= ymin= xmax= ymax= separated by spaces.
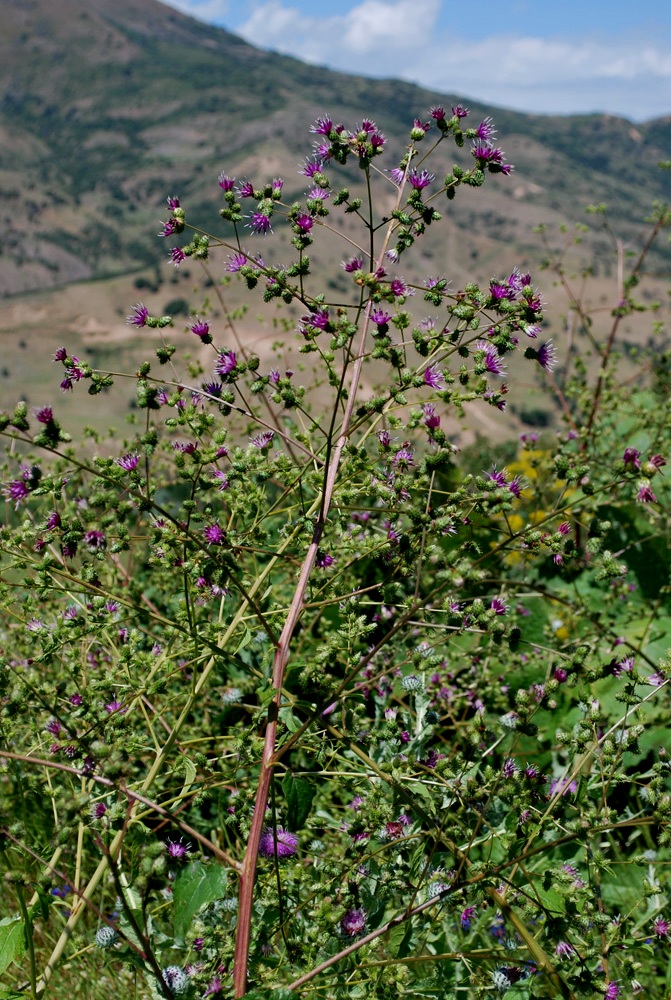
xmin=2 ymin=49 xmax=671 ymax=1000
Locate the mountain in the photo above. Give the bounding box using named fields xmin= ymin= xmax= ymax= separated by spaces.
xmin=1 ymin=0 xmax=670 ymax=299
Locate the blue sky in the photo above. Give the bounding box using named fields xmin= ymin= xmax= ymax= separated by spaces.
xmin=161 ymin=0 xmax=671 ymax=121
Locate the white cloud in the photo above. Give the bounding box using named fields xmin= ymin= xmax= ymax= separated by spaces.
xmin=160 ymin=0 xmax=671 ymax=119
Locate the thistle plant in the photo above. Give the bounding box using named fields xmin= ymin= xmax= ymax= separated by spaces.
xmin=1 ymin=108 xmax=671 ymax=1000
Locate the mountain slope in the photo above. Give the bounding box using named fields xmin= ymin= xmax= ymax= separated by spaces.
xmin=0 ymin=0 xmax=670 ymax=296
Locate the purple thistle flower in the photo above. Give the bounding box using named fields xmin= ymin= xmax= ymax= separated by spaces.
xmin=85 ymin=530 xmax=106 ymax=550
xmin=247 ymin=212 xmax=272 ymax=236
xmin=190 ymin=318 xmax=211 ymax=342
xmin=311 ymin=115 xmax=333 ymax=135
xmin=502 ymin=758 xmax=516 ymax=778
xmin=127 ymin=303 xmax=149 ymax=328
xmin=409 ymin=169 xmax=435 ymax=190
xmin=475 ymin=117 xmax=497 ymax=141
xmin=340 ymin=907 xmax=366 ymax=937
xmin=251 ymin=430 xmax=275 ymax=450
xmin=371 ymin=308 xmax=391 ymax=329
xmin=474 ymin=340 xmax=507 ymax=377
xmin=173 ymin=441 xmax=197 ymax=454
xmin=301 ymin=158 xmax=323 ymax=178
xmin=471 ymin=142 xmax=513 ymax=174
xmin=390 ymin=277 xmax=412 ymax=298
xmin=226 ymin=252 xmax=248 ymax=272
xmin=212 ymin=469 xmax=229 ymax=492
xmin=3 ymin=478 xmax=30 ymax=507
xmin=637 ymin=483 xmax=657 ymax=503
xmin=214 ymin=351 xmax=237 ymax=377
xmin=424 ymin=364 xmax=446 ymax=389
xmin=117 ymin=452 xmax=139 ymax=472
xmin=166 ymin=838 xmax=189 ymax=861
xmin=623 ymin=447 xmax=641 ymax=469
xmin=203 ymin=522 xmax=225 ymax=546
xmin=508 ymin=475 xmax=524 ymax=498
xmin=552 ymin=780 xmax=578 ymax=798
xmin=311 ymin=308 xmax=330 ymax=330
xmin=536 ymin=340 xmax=558 ymax=372
xmin=258 ymin=826 xmax=298 ymax=858
xmin=490 ymin=282 xmax=516 ymax=303
xmin=294 ymin=213 xmax=314 ymax=234
xmin=423 ymin=403 xmax=441 ymax=431
xmin=105 ymin=700 xmax=126 ymax=715
xmin=169 ymin=247 xmax=186 ymax=266
xmin=393 ymin=446 xmax=414 ymax=469
xmin=34 ymin=405 xmax=54 ymax=423
xmin=158 ymin=218 xmax=177 ymax=237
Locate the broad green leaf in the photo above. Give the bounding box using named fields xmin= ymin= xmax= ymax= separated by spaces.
xmin=282 ymin=773 xmax=316 ymax=830
xmin=0 ymin=918 xmax=25 ymax=976
xmin=172 ymin=861 xmax=228 ymax=941
xmin=179 ymin=757 xmax=197 ymax=799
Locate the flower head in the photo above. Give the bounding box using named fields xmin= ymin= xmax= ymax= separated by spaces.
xmin=127 ymin=304 xmax=149 ymax=328
xmin=474 ymin=340 xmax=507 ymax=377
xmin=247 ymin=212 xmax=272 ymax=236
xmin=409 ymin=169 xmax=435 ymax=190
xmin=424 ymin=364 xmax=446 ymax=389
xmin=258 ymin=826 xmax=298 ymax=859
xmin=203 ymin=522 xmax=225 ymax=546
xmin=214 ymin=351 xmax=237 ymax=378
xmin=340 ymin=907 xmax=366 ymax=937
xmin=117 ymin=452 xmax=139 ymax=472
xmin=251 ymin=430 xmax=275 ymax=450
xmin=536 ymin=341 xmax=558 ymax=372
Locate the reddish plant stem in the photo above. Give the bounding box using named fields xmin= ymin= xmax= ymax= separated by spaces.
xmin=232 ymin=160 xmax=413 ymax=997
xmin=232 ymin=304 xmax=373 ymax=996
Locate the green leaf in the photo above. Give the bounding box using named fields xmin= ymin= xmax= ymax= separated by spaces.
xmin=282 ymin=773 xmax=316 ymax=830
xmin=0 ymin=917 xmax=26 ymax=976
xmin=388 ymin=919 xmax=413 ymax=958
xmin=172 ymin=861 xmax=228 ymax=942
xmin=179 ymin=757 xmax=197 ymax=800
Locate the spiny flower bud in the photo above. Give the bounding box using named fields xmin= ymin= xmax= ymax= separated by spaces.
xmin=95 ymin=925 xmax=119 ymax=948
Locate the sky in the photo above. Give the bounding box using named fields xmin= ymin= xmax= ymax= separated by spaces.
xmin=159 ymin=0 xmax=671 ymax=122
